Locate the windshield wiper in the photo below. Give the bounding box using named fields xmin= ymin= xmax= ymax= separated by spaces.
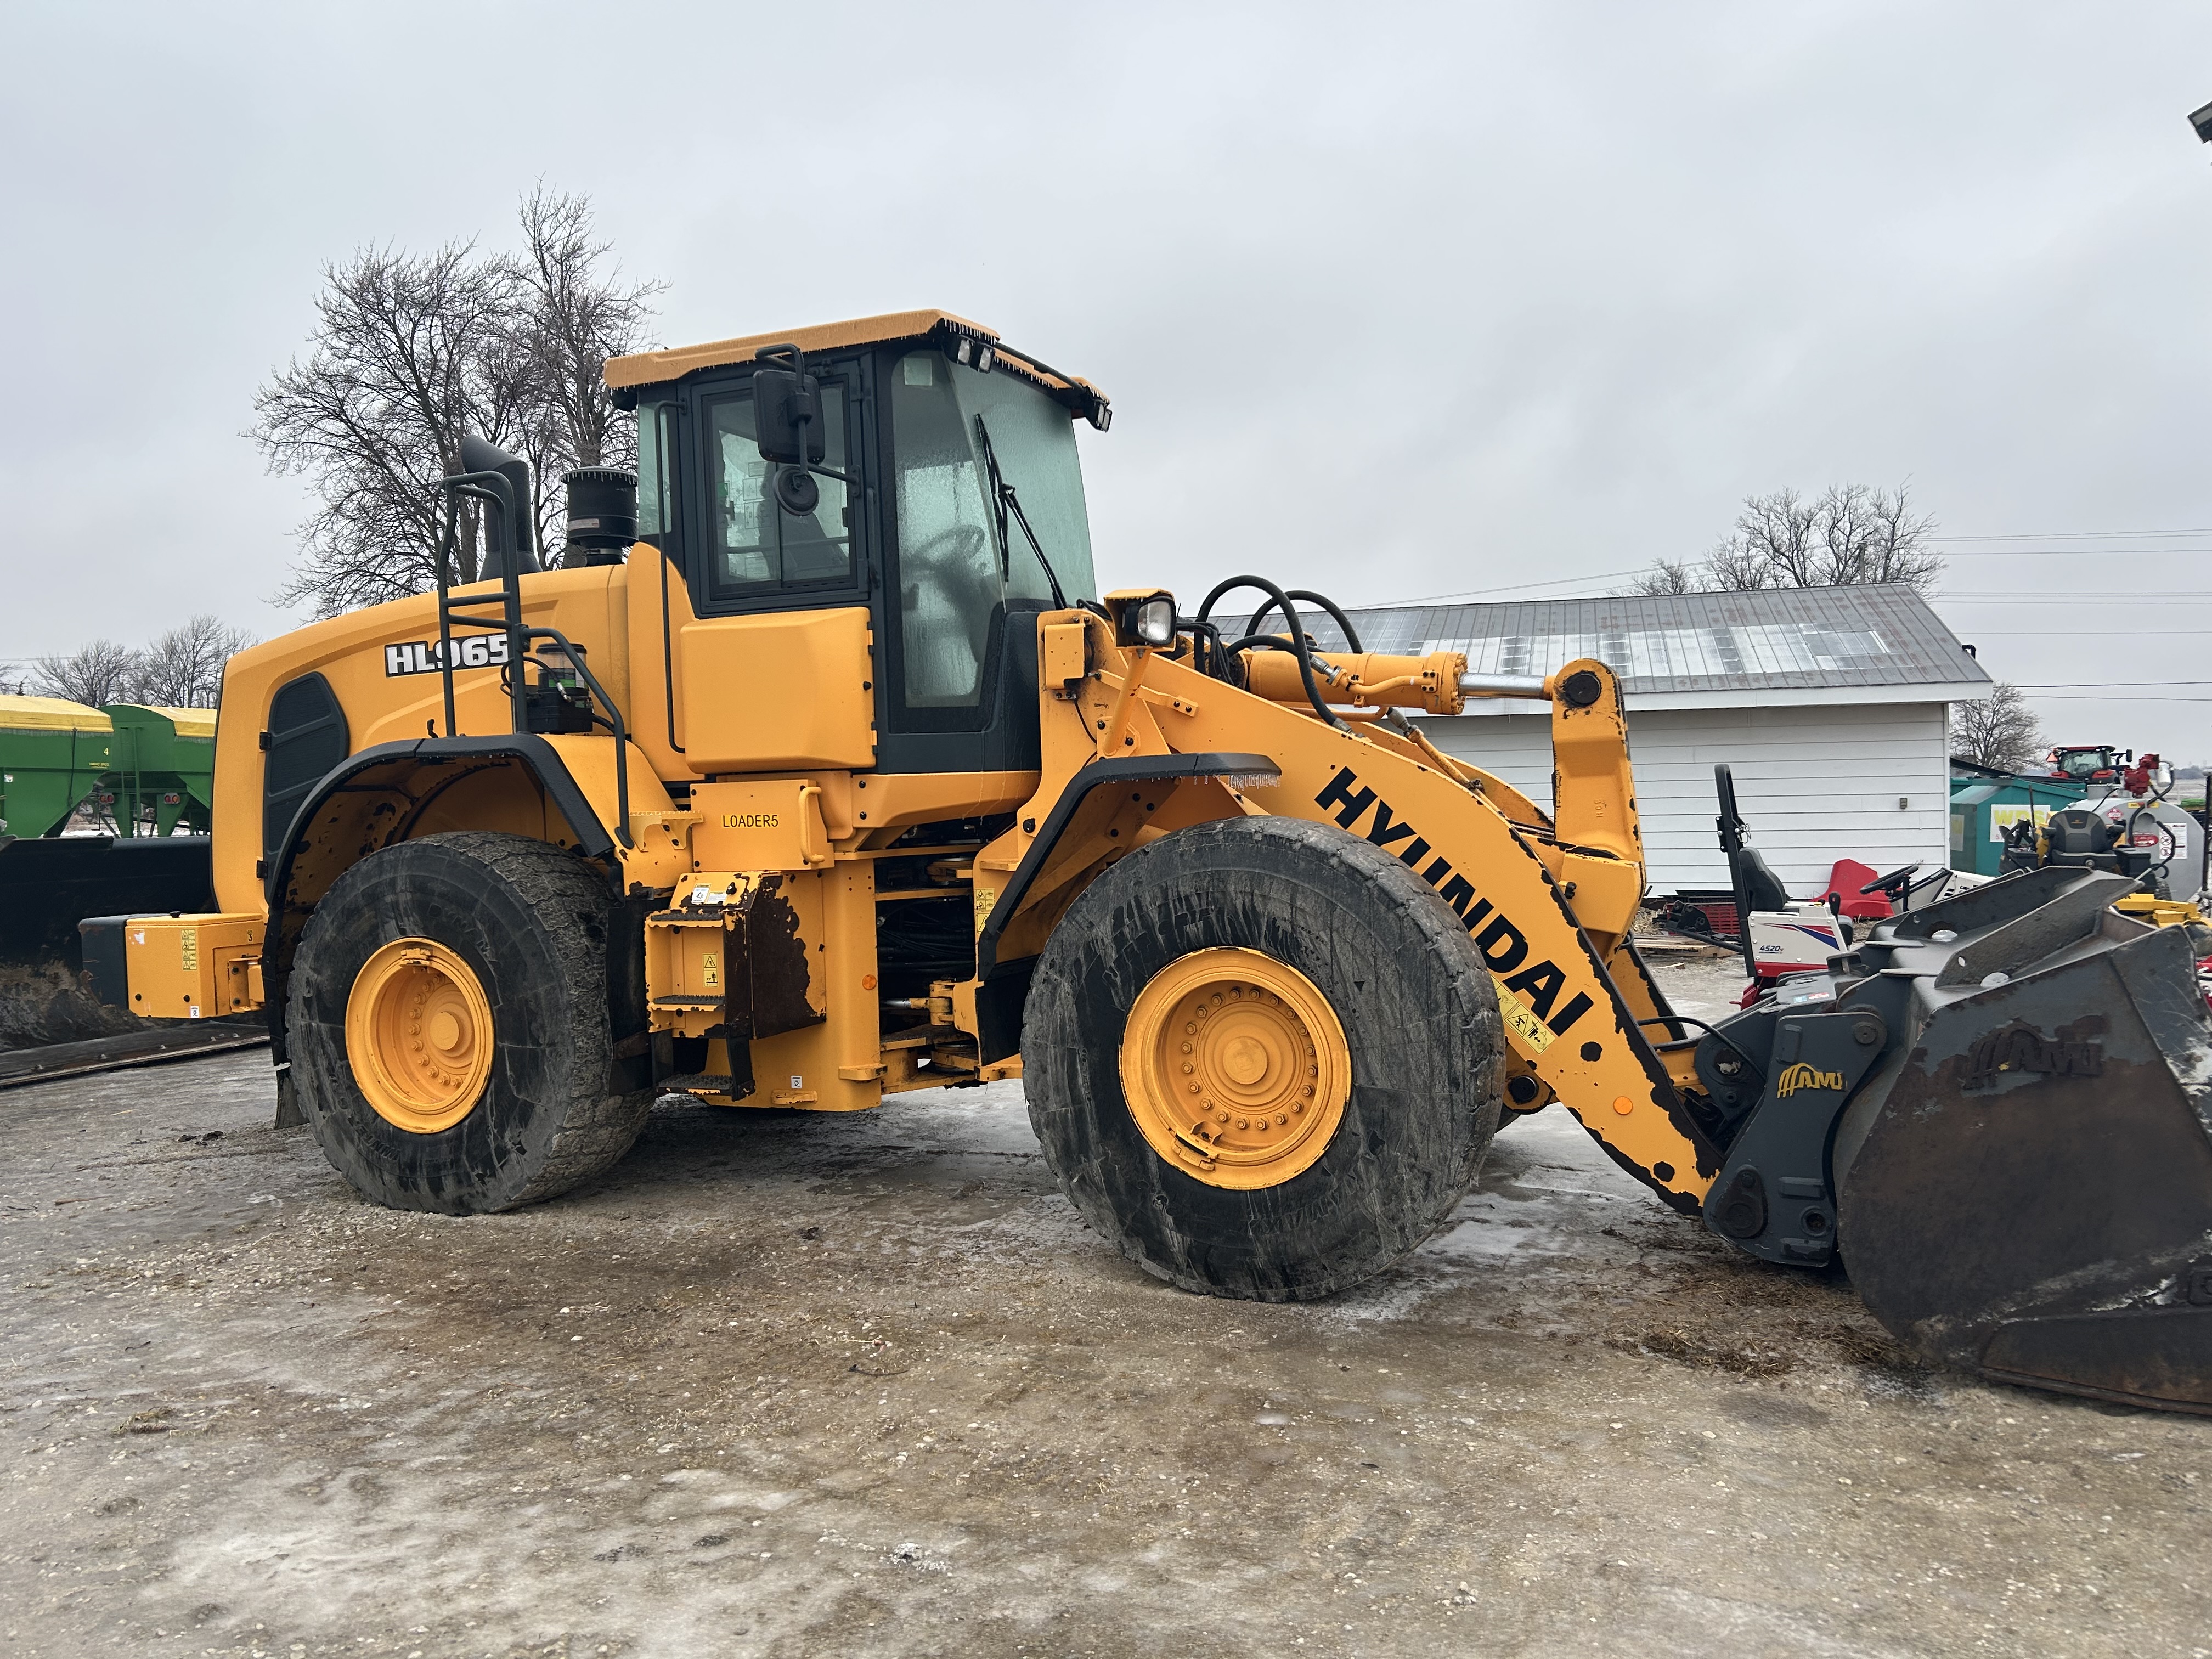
xmin=974 ymin=414 xmax=1069 ymax=611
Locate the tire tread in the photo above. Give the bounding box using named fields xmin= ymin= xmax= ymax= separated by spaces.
xmin=289 ymin=832 xmax=651 ymax=1213
xmin=1024 ymin=815 xmax=1505 ymax=1300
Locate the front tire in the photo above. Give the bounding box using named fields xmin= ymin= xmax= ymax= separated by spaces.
xmin=287 ymin=832 xmax=652 ymax=1214
xmin=1023 ymin=815 xmax=1505 ymax=1300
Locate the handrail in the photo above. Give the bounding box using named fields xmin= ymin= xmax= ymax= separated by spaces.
xmin=434 ymin=468 xmax=529 ymax=737
xmin=798 ymin=783 xmax=828 ymax=866
xmin=431 ymin=462 xmax=633 ymax=852
xmin=517 ymin=625 xmax=634 ymax=849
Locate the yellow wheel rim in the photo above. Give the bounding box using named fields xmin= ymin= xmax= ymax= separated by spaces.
xmin=345 ymin=937 xmax=495 ymax=1135
xmin=1119 ymin=946 xmax=1351 ymax=1190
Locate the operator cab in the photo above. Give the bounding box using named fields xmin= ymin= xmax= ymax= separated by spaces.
xmin=611 ymin=311 xmax=1109 ymax=775
xmin=2045 ymin=744 xmax=2123 ymax=785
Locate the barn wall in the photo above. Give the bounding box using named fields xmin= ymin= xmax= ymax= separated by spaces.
xmin=1415 ymin=701 xmax=1953 ymax=895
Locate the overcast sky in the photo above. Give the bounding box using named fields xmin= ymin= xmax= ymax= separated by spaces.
xmin=6 ymin=2 xmax=2211 ymax=753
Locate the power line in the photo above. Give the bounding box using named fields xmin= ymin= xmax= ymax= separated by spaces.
xmin=1928 ymin=528 xmax=2212 ymax=541
xmin=1936 ymin=592 xmax=2212 ymax=603
xmin=1947 ymin=629 xmax=2211 ymax=636
xmin=1378 ymin=568 xmax=2212 ymax=609
xmin=1359 ymin=569 xmax=1648 ymax=606
xmin=1361 ymin=532 xmax=2212 ymax=607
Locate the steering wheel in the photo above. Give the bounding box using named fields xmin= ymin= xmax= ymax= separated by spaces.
xmin=1859 ymin=862 xmax=1921 ymax=897
xmin=909 ymin=523 xmax=991 ymax=567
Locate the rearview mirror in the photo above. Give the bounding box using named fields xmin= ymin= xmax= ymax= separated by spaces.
xmin=752 ymin=345 xmax=826 ymax=467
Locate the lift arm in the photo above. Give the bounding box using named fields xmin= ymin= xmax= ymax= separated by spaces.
xmin=977 ymin=610 xmax=1723 ymax=1211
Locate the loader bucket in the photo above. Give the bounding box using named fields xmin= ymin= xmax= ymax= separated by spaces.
xmin=1830 ymin=868 xmax=2212 ymax=1413
xmin=0 ymin=834 xmax=214 ymax=1051
xmin=0 ymin=833 xmax=215 ymax=976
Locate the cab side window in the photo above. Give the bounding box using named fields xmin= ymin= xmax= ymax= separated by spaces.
xmin=699 ymin=378 xmax=855 ymax=601
xmin=891 ymin=352 xmax=1001 ymax=708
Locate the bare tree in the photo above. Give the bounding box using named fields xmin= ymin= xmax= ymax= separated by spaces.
xmin=509 ymin=188 xmax=662 ymax=557
xmin=1627 ymin=557 xmax=1698 ymax=596
xmin=24 ymin=617 xmax=253 ymax=710
xmin=252 ymin=191 xmax=659 ymax=617
xmin=1953 ymin=681 xmax=2044 ymax=772
xmin=134 ymin=614 xmax=256 ymax=707
xmin=1629 ymin=483 xmax=1944 ymax=597
xmin=30 ymin=639 xmax=140 ymax=708
xmin=253 ymin=241 xmax=522 ymax=616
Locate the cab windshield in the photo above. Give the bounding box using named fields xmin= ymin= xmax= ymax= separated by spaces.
xmin=2055 ymin=749 xmax=2115 ymax=779
xmin=889 ymin=350 xmax=1097 ymax=709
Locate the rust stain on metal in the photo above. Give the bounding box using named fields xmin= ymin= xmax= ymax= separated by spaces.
xmin=744 ymin=873 xmax=823 ymax=1041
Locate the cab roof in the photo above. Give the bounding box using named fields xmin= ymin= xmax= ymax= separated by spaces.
xmin=603 ymin=308 xmax=1109 ymax=425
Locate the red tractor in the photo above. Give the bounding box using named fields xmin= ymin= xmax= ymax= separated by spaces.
xmin=2038 ymin=743 xmax=2163 ymax=792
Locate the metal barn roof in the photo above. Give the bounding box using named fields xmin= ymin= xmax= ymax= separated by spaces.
xmin=1310 ymin=584 xmax=1990 ymax=711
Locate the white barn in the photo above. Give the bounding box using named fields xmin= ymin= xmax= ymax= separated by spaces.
xmin=1324 ymin=585 xmax=1992 ymax=897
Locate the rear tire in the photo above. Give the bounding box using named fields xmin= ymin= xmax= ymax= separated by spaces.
xmin=1023 ymin=815 xmax=1505 ymax=1300
xmin=288 ymin=832 xmax=652 ymax=1214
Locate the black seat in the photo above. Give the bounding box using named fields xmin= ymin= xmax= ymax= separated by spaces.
xmin=1733 ymin=843 xmax=1795 ymax=913
xmin=1713 ymin=763 xmax=1798 ymax=912
xmin=2046 ymin=809 xmax=2115 ymax=860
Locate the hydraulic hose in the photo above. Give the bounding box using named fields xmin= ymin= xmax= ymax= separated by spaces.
xmin=1196 ymin=576 xmax=1349 ymax=731
xmin=1243 ymin=588 xmax=1365 ymax=654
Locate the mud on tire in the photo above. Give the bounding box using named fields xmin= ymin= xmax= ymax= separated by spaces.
xmin=288 ymin=832 xmax=652 ymax=1214
xmin=1022 ymin=815 xmax=1506 ymax=1300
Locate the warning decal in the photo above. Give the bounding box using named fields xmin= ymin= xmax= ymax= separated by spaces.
xmin=1492 ymin=976 xmax=1554 ymax=1053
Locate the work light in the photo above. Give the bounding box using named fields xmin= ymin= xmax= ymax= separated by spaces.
xmin=1104 ymin=589 xmax=1177 ymax=646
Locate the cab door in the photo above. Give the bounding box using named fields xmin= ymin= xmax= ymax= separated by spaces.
xmin=676 ymin=357 xmax=876 ymax=775
xmin=870 ymin=342 xmax=1059 ymax=776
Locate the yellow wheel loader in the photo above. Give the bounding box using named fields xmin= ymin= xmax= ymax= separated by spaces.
xmin=80 ymin=311 xmax=2212 ymax=1413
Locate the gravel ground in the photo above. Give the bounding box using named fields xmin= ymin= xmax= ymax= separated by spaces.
xmin=3 ymin=950 xmax=2209 ymax=1658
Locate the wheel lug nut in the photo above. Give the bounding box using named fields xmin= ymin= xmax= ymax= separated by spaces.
xmin=1236 ymin=1117 xmax=1249 ymax=1130
xmin=1275 ymin=1113 xmax=1288 ymax=1125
